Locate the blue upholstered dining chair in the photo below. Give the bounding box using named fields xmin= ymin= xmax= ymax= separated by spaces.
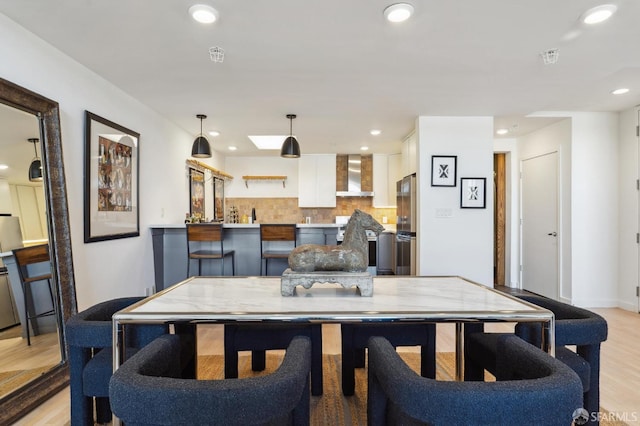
xmin=340 ymin=322 xmax=436 ymax=396
xmin=367 ymin=335 xmax=584 ymax=426
xmin=66 ymin=297 xmax=195 ymax=426
xmin=224 ymin=323 xmax=323 ymax=396
xmin=110 ymin=335 xmax=312 ymax=426
xmin=464 ymin=293 xmax=607 ymax=425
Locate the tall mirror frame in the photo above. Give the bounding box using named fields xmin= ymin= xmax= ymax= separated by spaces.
xmin=0 ymin=77 xmax=76 ymax=423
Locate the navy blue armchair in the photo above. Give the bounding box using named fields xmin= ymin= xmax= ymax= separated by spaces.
xmin=368 ymin=335 xmax=583 ymax=426
xmin=66 ymin=297 xmax=193 ymax=426
xmin=110 ymin=335 xmax=312 ymax=426
xmin=224 ymin=323 xmax=323 ymax=396
xmin=340 ymin=322 xmax=435 ymax=396
xmin=465 ymin=294 xmax=607 ymax=425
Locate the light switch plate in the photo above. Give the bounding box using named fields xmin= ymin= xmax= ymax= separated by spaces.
xmin=435 ymin=208 xmax=453 ymax=218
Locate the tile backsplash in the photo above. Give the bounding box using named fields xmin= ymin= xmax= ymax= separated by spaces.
xmin=226 ymin=197 xmax=396 ymax=225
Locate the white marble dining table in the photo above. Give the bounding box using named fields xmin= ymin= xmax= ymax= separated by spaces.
xmin=112 ymin=275 xmax=554 ymax=372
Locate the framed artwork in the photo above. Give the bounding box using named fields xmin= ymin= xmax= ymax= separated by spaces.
xmin=189 ymin=168 xmax=205 ymax=218
xmin=431 ymin=155 xmax=457 ymax=187
xmin=460 ymin=177 xmax=486 ymax=209
xmin=213 ymin=176 xmax=225 ymax=222
xmin=84 ymin=111 xmax=139 ymax=243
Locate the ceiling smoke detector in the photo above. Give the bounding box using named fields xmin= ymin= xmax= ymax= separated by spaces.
xmin=540 ymin=49 xmax=559 ymax=65
xmin=209 ymin=46 xmax=225 ymax=63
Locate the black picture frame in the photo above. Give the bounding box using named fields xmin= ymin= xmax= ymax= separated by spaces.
xmin=84 ymin=111 xmax=140 ymax=242
xmin=213 ymin=176 xmax=225 ymax=222
xmin=189 ymin=168 xmax=205 ymax=218
xmin=460 ymin=177 xmax=486 ymax=208
xmin=431 ymin=155 xmax=457 ymax=187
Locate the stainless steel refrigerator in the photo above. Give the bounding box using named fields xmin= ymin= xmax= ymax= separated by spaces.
xmin=396 ymin=174 xmax=416 ymax=275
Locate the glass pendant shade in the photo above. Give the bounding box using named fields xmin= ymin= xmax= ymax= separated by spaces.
xmin=281 ymin=114 xmax=301 ymax=158
xmin=191 ymin=114 xmax=212 ymax=158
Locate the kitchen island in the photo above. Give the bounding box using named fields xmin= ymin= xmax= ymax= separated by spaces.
xmin=150 ymin=224 xmax=342 ymax=291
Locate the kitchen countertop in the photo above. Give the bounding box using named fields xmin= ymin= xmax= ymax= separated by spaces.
xmin=150 ymin=223 xmax=344 ymax=229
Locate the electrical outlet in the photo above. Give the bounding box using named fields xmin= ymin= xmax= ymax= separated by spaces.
xmin=145 ymin=287 xmax=153 ymax=296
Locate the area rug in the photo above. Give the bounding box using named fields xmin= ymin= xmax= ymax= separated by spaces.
xmin=198 ymin=352 xmax=626 ymax=426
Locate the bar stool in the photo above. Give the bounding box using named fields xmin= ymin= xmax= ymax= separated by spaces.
xmin=260 ymin=224 xmax=297 ymax=276
xmin=186 ymin=223 xmax=235 ymax=276
xmin=12 ymin=244 xmax=56 ymax=346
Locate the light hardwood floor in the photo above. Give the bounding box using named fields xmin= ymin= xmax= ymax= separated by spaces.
xmin=11 ymin=307 xmax=640 ymax=426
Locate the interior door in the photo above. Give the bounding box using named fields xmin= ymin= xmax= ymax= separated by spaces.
xmin=521 ymin=152 xmax=558 ymax=298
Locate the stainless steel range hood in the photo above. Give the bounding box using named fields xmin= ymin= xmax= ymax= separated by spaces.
xmin=336 ymin=154 xmax=374 ymax=197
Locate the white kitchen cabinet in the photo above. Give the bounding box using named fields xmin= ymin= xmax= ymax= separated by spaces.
xmin=0 ymin=179 xmax=12 ymax=214
xmin=388 ymin=153 xmax=402 ymax=202
xmin=298 ymin=154 xmax=336 ymax=207
xmin=373 ymin=153 xmax=402 ymax=208
xmin=401 ymin=131 xmax=417 ymax=177
xmin=9 ymin=184 xmax=47 ymax=241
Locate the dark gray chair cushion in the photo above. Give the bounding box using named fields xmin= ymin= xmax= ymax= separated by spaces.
xmin=110 ymin=335 xmax=312 ymax=426
xmin=368 ymin=335 xmax=583 ymax=426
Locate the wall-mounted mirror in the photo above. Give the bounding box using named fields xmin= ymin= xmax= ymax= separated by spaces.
xmin=0 ymin=77 xmax=76 ymax=424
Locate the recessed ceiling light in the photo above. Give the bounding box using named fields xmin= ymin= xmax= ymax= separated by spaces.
xmin=384 ymin=3 xmax=414 ymax=23
xmin=228 ymin=146 xmax=237 ymax=151
xmin=0 ymin=164 xmax=8 ymax=170
xmin=581 ymin=4 xmax=617 ymax=24
xmin=611 ymin=88 xmax=629 ymax=95
xmin=370 ymin=129 xmax=382 ymax=136
xmin=208 ymin=130 xmax=220 ymax=137
xmin=360 ymin=146 xmax=369 ymax=151
xmin=496 ymin=128 xmax=509 ymax=135
xmin=189 ymin=4 xmax=219 ymax=24
xmin=248 ymin=135 xmax=288 ymax=150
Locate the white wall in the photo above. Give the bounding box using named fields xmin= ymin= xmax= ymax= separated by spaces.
xmin=570 ymin=113 xmax=619 ymax=308
xmin=0 ymin=14 xmax=222 ymax=308
xmin=416 ymin=116 xmax=494 ymax=286
xmin=224 ymin=156 xmax=299 ymax=198
xmin=617 ymin=107 xmax=639 ymax=312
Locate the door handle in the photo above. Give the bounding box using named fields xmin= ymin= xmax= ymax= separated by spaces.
xmin=547 ymin=232 xmax=557 ymax=237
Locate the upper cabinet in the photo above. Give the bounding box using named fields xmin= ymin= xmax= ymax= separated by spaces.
xmin=9 ymin=184 xmax=47 ymax=242
xmin=298 ymin=154 xmax=336 ymax=207
xmin=0 ymin=179 xmax=12 ymax=214
xmin=373 ymin=154 xmax=401 ymax=208
xmin=400 ymin=131 xmax=417 ymax=177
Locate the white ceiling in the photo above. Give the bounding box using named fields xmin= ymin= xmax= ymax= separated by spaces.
xmin=1 ymin=0 xmax=639 ymax=178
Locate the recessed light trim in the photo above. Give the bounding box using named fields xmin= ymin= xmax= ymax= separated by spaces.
xmin=189 ymin=4 xmax=219 ymax=24
xmin=208 ymin=130 xmax=220 ymax=137
xmin=0 ymin=164 xmax=8 ymax=170
xmin=496 ymin=128 xmax=509 ymax=135
xmin=581 ymin=4 xmax=617 ymax=24
xmin=228 ymin=146 xmax=237 ymax=151
xmin=360 ymin=146 xmax=369 ymax=151
xmin=370 ymin=129 xmax=382 ymax=136
xmin=384 ymin=3 xmax=414 ymax=23
xmin=611 ymin=88 xmax=629 ymax=95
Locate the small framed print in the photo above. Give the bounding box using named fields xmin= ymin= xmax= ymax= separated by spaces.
xmin=431 ymin=155 xmax=457 ymax=187
xmin=189 ymin=168 xmax=205 ymax=218
xmin=460 ymin=177 xmax=486 ymax=209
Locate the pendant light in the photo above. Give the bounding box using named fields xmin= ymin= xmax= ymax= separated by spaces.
xmin=191 ymin=114 xmax=212 ymax=158
xmin=28 ymin=138 xmax=43 ymax=182
xmin=280 ymin=114 xmax=301 ymax=158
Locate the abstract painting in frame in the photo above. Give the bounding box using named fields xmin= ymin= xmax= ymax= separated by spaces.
xmin=431 ymin=155 xmax=457 ymax=187
xmin=460 ymin=177 xmax=486 ymax=209
xmin=189 ymin=168 xmax=205 ymax=218
xmin=84 ymin=111 xmax=140 ymax=242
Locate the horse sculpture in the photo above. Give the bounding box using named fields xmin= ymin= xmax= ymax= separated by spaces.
xmin=288 ymin=209 xmax=385 ymax=273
